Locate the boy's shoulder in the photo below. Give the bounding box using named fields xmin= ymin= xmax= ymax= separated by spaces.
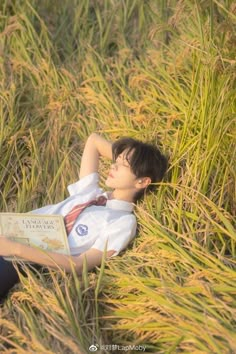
xmin=67 ymin=172 xmax=102 ymax=198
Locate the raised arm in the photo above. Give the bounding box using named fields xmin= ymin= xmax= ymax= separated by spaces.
xmin=79 ymin=133 xmax=113 ymax=179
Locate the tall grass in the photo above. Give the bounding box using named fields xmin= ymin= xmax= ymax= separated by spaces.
xmin=0 ymin=0 xmax=235 ymax=353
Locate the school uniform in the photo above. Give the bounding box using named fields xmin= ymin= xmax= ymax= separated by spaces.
xmin=0 ymin=173 xmax=137 ymax=299
xmin=32 ymin=172 xmax=137 ymax=256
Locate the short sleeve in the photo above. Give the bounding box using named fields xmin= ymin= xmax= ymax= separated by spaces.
xmin=91 ymin=215 xmax=137 ymax=256
xmin=67 ymin=173 xmax=101 ymax=196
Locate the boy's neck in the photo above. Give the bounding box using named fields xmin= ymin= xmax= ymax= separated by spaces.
xmin=109 ymin=190 xmax=135 ymax=203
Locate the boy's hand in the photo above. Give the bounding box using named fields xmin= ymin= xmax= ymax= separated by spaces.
xmin=0 ymin=236 xmax=18 ymax=257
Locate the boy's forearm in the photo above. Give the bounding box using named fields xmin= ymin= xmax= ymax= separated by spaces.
xmin=88 ymin=133 xmax=112 ymax=159
xmin=12 ymin=242 xmax=107 ymax=274
xmin=15 ymin=243 xmax=83 ymax=273
xmin=79 ymin=133 xmax=112 ymax=179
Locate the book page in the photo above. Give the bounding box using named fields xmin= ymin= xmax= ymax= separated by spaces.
xmin=0 ymin=213 xmax=70 ymax=257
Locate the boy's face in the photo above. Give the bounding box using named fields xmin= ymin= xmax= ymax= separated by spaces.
xmin=105 ymin=149 xmax=138 ymax=192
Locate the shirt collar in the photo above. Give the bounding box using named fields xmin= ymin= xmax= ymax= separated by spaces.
xmin=103 ymin=192 xmax=134 ymax=212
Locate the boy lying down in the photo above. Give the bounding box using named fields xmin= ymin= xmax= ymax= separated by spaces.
xmin=0 ymin=133 xmax=167 ymax=299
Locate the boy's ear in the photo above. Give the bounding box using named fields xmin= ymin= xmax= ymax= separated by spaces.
xmin=135 ymin=177 xmax=151 ymax=189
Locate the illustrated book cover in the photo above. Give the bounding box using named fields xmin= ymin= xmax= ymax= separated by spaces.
xmin=0 ymin=213 xmax=70 ymax=260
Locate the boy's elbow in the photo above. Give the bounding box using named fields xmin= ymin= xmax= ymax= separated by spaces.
xmin=73 ymin=248 xmax=115 ymax=274
xmin=71 ymin=250 xmax=101 ymax=274
xmin=88 ymin=132 xmax=99 ymax=143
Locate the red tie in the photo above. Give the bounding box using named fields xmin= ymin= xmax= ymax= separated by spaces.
xmin=64 ymin=196 xmax=107 ymax=235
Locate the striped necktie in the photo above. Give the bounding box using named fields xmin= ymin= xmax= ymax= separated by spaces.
xmin=64 ymin=195 xmax=107 ymax=235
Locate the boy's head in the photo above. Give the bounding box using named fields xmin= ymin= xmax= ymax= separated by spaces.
xmin=112 ymin=137 xmax=168 ymax=202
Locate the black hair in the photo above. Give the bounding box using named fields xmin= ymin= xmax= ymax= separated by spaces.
xmin=112 ymin=137 xmax=168 ymax=203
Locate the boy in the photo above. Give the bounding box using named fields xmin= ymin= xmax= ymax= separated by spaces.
xmin=0 ymin=133 xmax=167 ymax=299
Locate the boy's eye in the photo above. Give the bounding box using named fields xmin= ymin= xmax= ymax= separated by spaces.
xmin=116 ymin=155 xmax=130 ymax=167
xmin=123 ymin=160 xmax=130 ymax=167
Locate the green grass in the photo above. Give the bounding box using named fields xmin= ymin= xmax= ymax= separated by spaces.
xmin=0 ymin=0 xmax=235 ymax=353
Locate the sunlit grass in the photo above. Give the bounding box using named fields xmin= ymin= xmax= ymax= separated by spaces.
xmin=0 ymin=0 xmax=235 ymax=353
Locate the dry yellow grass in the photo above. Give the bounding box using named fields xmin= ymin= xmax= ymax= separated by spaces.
xmin=0 ymin=1 xmax=235 ymax=353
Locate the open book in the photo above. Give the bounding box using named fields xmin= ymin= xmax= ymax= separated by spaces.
xmin=0 ymin=213 xmax=70 ymax=260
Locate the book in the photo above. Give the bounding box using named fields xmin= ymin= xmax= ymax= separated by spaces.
xmin=0 ymin=213 xmax=70 ymax=260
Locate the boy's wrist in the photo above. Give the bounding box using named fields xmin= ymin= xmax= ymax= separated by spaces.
xmin=14 ymin=242 xmax=24 ymax=258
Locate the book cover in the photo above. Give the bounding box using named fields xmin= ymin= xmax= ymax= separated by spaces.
xmin=0 ymin=213 xmax=70 ymax=260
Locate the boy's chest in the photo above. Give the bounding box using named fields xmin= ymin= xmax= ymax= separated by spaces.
xmin=68 ymin=206 xmax=119 ymax=246
xmin=74 ymin=207 xmax=107 ymax=236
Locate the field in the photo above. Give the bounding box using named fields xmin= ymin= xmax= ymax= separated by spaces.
xmin=0 ymin=0 xmax=235 ymax=353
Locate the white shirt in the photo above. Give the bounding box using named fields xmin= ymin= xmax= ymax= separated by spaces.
xmin=32 ymin=173 xmax=137 ymax=257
